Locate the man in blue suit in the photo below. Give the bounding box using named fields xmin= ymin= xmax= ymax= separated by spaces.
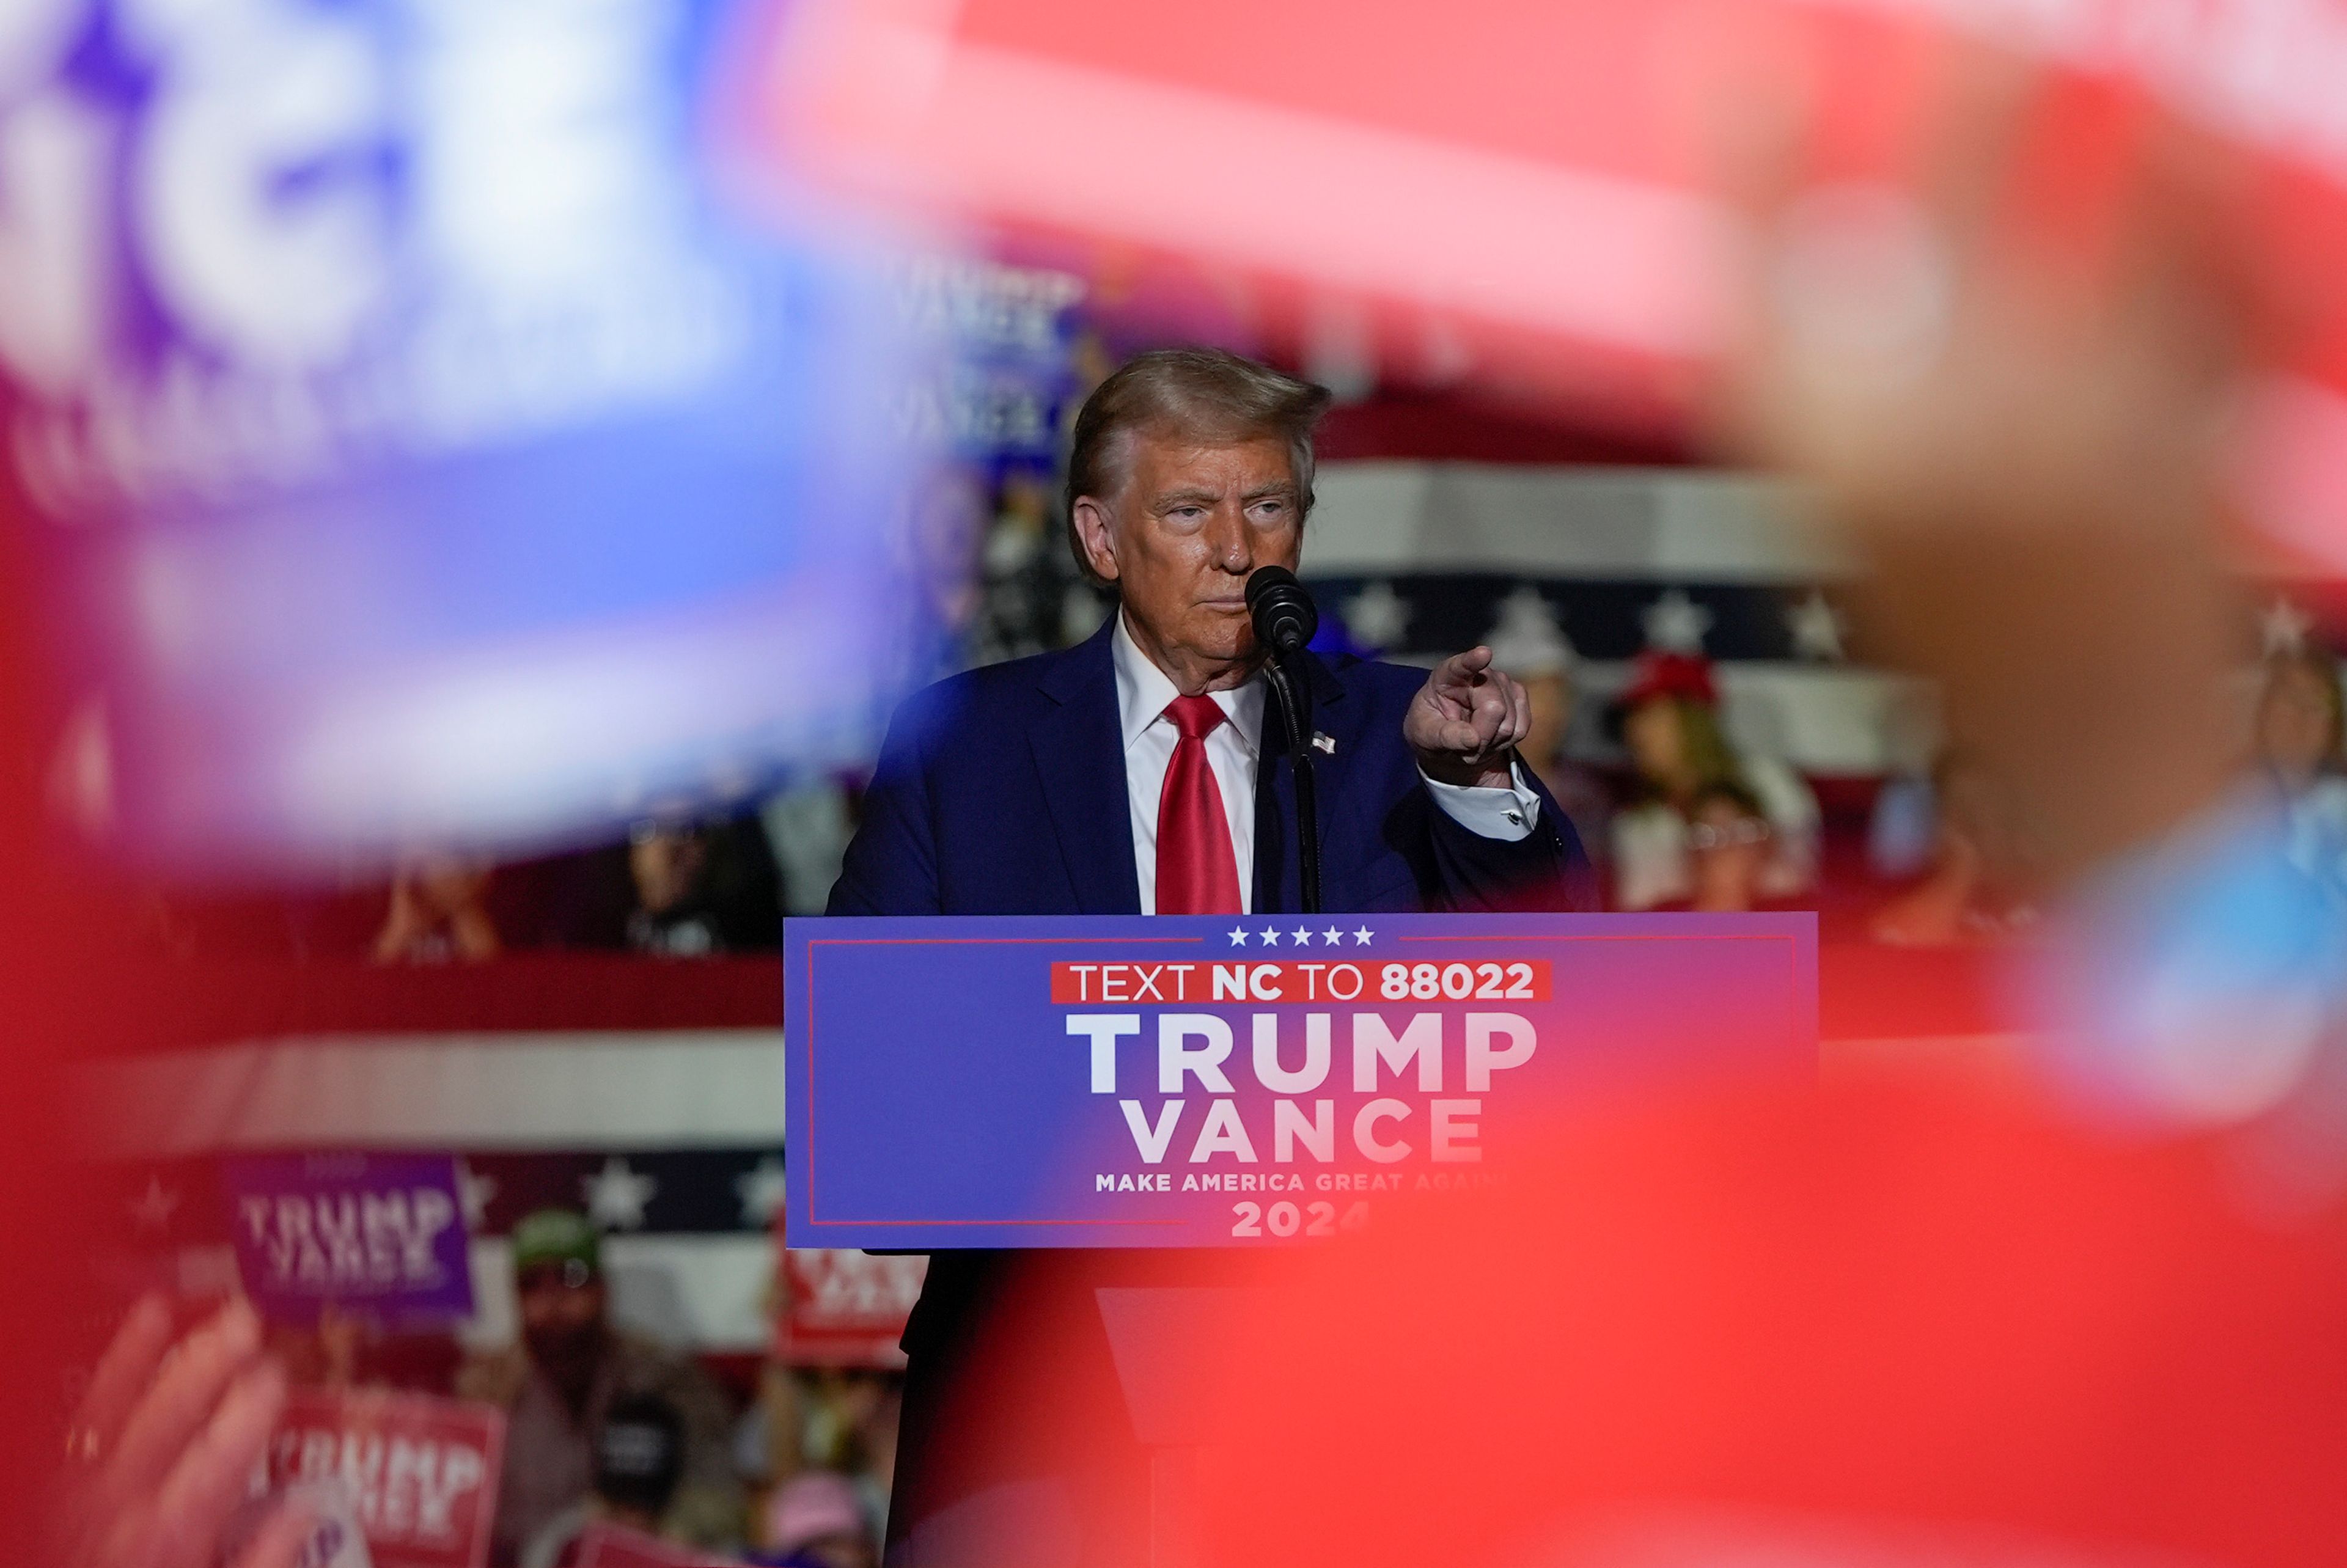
xmin=829 ymin=348 xmax=1590 ymax=1566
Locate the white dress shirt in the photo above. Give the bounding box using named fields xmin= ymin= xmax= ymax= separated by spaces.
xmin=1112 ymin=612 xmax=1542 ymax=914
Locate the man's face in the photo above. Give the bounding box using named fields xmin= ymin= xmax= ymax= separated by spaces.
xmin=1073 ymin=431 xmax=1302 ymax=686
xmin=518 ymin=1261 xmax=606 ymax=1371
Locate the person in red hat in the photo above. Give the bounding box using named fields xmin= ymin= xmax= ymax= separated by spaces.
xmin=1608 ymin=650 xmax=1820 ymax=910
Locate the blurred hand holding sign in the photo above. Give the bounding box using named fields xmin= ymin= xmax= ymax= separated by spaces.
xmin=763 ymin=0 xmax=2347 ymax=569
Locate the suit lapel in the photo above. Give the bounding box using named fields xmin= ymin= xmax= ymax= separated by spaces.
xmin=1031 ymin=618 xmax=1142 ymax=915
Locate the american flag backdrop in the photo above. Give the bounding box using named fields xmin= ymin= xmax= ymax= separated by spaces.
xmin=1300 ymin=459 xmax=2330 ymax=786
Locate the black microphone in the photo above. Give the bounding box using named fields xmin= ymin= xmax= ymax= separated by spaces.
xmin=1245 ymin=565 xmax=1318 ymax=658
xmin=1246 ymin=565 xmax=1323 ymax=912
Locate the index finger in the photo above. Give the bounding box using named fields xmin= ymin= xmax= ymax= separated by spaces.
xmin=74 ymin=1294 xmax=175 ymax=1453
xmin=1435 ymin=646 xmax=1494 ymax=689
xmin=131 ymin=1360 xmax=288 ymax=1568
xmin=98 ymin=1297 xmax=265 ymax=1511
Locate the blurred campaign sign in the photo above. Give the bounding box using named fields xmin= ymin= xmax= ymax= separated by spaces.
xmin=762 ymin=0 xmax=2347 ymax=563
xmin=268 ymin=1388 xmax=505 ymax=1568
xmin=888 ymin=252 xmax=1090 ymax=473
xmin=784 ymin=913 xmax=1815 ymax=1250
xmin=776 ymin=1244 xmax=926 ymax=1368
xmin=0 ymin=0 xmax=942 ymax=862
xmin=224 ymin=1151 xmax=472 ymax=1327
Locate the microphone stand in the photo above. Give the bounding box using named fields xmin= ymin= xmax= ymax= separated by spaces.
xmin=1261 ymin=651 xmax=1320 ymax=916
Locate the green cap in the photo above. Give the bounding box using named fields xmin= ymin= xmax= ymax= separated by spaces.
xmin=512 ymin=1208 xmax=601 ymax=1277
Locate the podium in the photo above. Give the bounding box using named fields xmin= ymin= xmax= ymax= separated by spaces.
xmin=784 ymin=912 xmax=1816 ymax=1566
xmin=1095 ymin=1286 xmax=1271 ymax=1568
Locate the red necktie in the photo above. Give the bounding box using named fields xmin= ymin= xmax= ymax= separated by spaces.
xmin=1156 ymin=694 xmax=1243 ymax=915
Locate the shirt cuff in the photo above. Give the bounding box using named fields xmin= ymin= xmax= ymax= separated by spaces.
xmin=1420 ymin=760 xmax=1543 ymax=841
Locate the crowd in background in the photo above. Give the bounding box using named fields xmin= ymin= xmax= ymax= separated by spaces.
xmin=255 ymin=1208 xmax=898 ymax=1568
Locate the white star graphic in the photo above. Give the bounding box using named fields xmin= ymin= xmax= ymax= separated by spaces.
xmin=1291 ymin=925 xmax=1313 ymax=945
xmin=1258 ymin=927 xmax=1282 ymax=945
xmin=1353 ymin=926 xmax=1374 ymax=945
xmin=1323 ymin=927 xmax=1345 ymax=945
xmin=126 ymin=1174 xmax=179 ymax=1233
xmin=457 ymin=1160 xmax=498 ymax=1231
xmin=1786 ymin=590 xmax=1846 ymax=661
xmin=581 ymin=1156 xmax=658 ymax=1232
xmin=1485 ymin=586 xmax=1576 ymax=674
xmin=1342 ymin=581 xmax=1414 ymax=651
xmin=2264 ymin=596 xmax=2317 ymax=655
xmin=1641 ymin=588 xmax=1713 ymax=653
xmin=1227 ymin=926 xmax=1249 ymax=946
xmin=735 ymin=1154 xmax=787 ymax=1228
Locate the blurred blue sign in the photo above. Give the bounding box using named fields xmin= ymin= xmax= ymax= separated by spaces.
xmin=0 ymin=0 xmax=1004 ymax=860
xmin=223 ymin=1150 xmax=472 ymax=1326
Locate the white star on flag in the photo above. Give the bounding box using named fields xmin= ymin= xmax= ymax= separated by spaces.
xmin=1342 ymin=581 xmax=1414 ymax=651
xmin=1787 ymin=590 xmax=1846 ymax=661
xmin=126 ymin=1174 xmax=179 ymax=1233
xmin=1323 ymin=927 xmax=1345 ymax=945
xmin=735 ymin=1154 xmax=787 ymax=1228
xmin=1291 ymin=925 xmax=1313 ymax=945
xmin=1227 ymin=926 xmax=1250 ymax=945
xmin=457 ymin=1161 xmax=498 ymax=1231
xmin=2264 ymin=596 xmax=2317 ymax=655
xmin=1484 ymin=587 xmax=1576 ymax=673
xmin=1259 ymin=927 xmax=1282 ymax=945
xmin=1641 ymin=588 xmax=1713 ymax=653
xmin=1353 ymin=926 xmax=1374 ymax=945
xmin=582 ymin=1156 xmax=658 ymax=1231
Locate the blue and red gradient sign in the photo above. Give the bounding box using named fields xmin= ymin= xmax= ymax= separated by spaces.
xmin=785 ymin=914 xmax=1816 ymax=1250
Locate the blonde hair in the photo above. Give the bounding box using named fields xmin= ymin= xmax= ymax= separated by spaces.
xmin=1064 ymin=348 xmax=1331 ymax=585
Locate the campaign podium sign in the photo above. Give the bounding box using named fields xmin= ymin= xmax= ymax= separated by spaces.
xmin=785 ymin=913 xmax=1815 ymax=1250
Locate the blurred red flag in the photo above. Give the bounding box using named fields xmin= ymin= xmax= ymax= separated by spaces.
xmin=760 ymin=0 xmax=2347 ymax=568
xmin=1174 ymin=1077 xmax=2347 ymax=1567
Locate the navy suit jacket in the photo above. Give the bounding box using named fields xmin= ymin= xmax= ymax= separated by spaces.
xmin=829 ymin=615 xmax=1593 ymax=919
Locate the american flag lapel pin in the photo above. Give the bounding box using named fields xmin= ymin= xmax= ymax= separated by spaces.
xmin=1312 ymin=732 xmax=1336 ymax=755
